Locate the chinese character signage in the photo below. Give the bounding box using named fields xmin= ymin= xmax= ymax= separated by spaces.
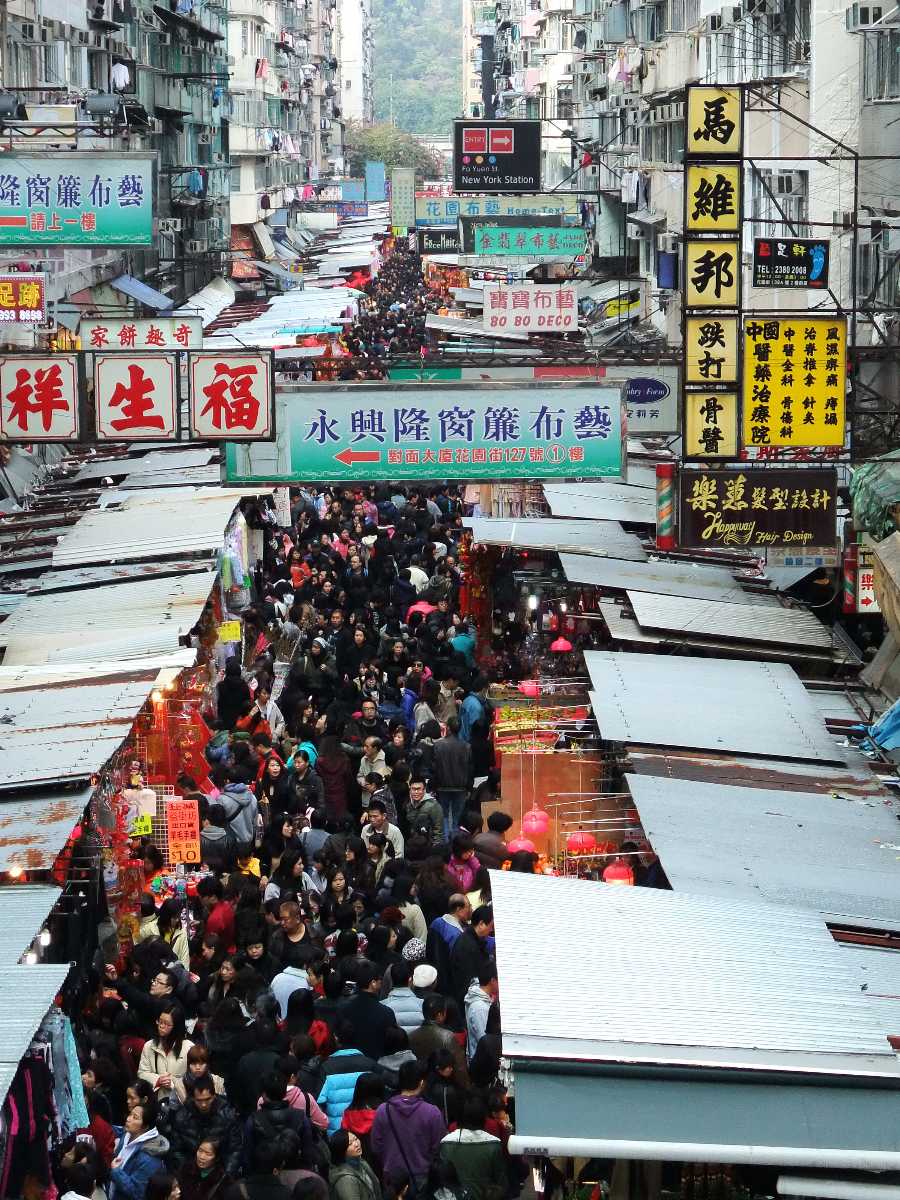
xmin=684 ymin=391 xmax=738 ymax=458
xmin=856 ymin=539 xmax=880 ymax=613
xmin=0 ymin=154 xmax=154 ymax=246
xmin=685 ymin=316 xmax=739 ymax=384
xmin=337 ymin=201 xmax=369 ymax=218
xmin=0 ymin=354 xmax=78 ymax=441
xmin=752 ymin=238 xmax=830 ymax=289
xmin=390 ymin=168 xmax=416 ymax=231
xmin=679 ymin=467 xmax=838 ymax=548
xmin=686 ymin=86 xmax=743 ymax=157
xmin=0 ymin=273 xmax=47 ymax=323
xmin=224 ymin=383 xmax=626 ymax=483
xmin=685 ymin=164 xmax=741 ymax=233
xmin=742 ymin=316 xmax=846 ymax=447
xmin=459 ymin=212 xmax=570 ymax=254
xmin=473 ymin=224 xmax=588 ymax=260
xmin=80 ymin=317 xmax=202 ymax=351
xmin=415 ymin=193 xmax=579 ymax=227
xmin=417 ymin=228 xmax=461 ymax=254
xmin=482 ymin=283 xmax=578 ymax=332
xmin=189 ymin=351 xmax=274 ymax=440
xmin=166 ymin=795 xmax=201 ymax=865
xmin=453 ymin=120 xmax=542 ymax=194
xmin=684 ymin=240 xmax=740 ymax=308
xmin=95 ymin=353 xmax=178 ymax=440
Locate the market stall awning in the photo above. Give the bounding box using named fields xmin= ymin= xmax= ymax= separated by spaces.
xmin=0 ymin=964 xmax=73 ymax=1108
xmin=544 ymin=481 xmax=656 ymax=524
xmin=252 ymin=220 xmax=278 ymax=261
xmin=561 ymin=551 xmax=757 ymax=603
xmin=0 ymin=888 xmax=61 ymax=964
xmin=492 ymin=872 xmax=900 ymax=1169
xmin=111 ymin=274 xmax=174 ymax=311
xmin=464 ymin=516 xmax=647 ymax=562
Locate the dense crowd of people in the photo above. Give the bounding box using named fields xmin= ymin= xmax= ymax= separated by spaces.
xmin=64 ymin=449 xmax=536 ymax=1200
xmin=335 ymin=242 xmax=432 ymax=378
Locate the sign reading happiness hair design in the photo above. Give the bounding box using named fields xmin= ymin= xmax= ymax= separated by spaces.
xmin=679 ymin=467 xmax=838 ymax=549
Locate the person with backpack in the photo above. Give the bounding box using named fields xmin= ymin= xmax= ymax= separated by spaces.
xmin=245 ymin=1070 xmax=316 ymax=1175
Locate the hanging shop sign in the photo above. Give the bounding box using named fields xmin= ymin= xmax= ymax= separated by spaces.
xmin=453 ymin=120 xmax=542 ymax=194
xmin=686 ymin=86 xmax=743 ymax=157
xmin=685 ymin=163 xmax=741 ymax=234
xmin=459 ymin=212 xmax=566 ymax=254
xmin=684 ymin=239 xmax=740 ymax=309
xmin=768 ymin=545 xmax=839 ymax=568
xmin=365 ymin=161 xmax=387 ymax=203
xmin=79 ymin=316 xmax=203 ymax=351
xmin=685 ymin=315 xmax=739 ymax=385
xmin=224 ymin=382 xmax=626 ymax=484
xmin=473 ymin=224 xmax=588 ymax=260
xmin=752 ymin=238 xmax=831 ymax=290
xmin=217 ymin=620 xmax=242 ymax=643
xmin=481 ymin=282 xmax=578 ymax=332
xmin=166 ymin=795 xmax=201 ymax=865
xmin=188 ymin=351 xmax=274 ymax=440
xmin=390 ymin=167 xmax=416 ymax=230
xmin=94 ymin=352 xmax=178 ymax=441
xmin=0 ymin=153 xmax=154 ymax=246
xmin=337 ymin=201 xmax=369 ymax=218
xmin=742 ymin=315 xmax=847 ymax=448
xmin=856 ymin=538 xmax=881 ymax=613
xmin=0 ymin=273 xmax=47 ymax=323
xmin=684 ymin=390 xmax=739 ymax=458
xmin=679 ymin=467 xmax=838 ymax=549
xmin=415 ymin=192 xmax=579 ymax=227
xmin=0 ymin=353 xmax=79 ymax=441
xmin=417 ymin=228 xmax=461 ymax=254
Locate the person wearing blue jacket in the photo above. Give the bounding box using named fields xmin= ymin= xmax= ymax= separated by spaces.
xmin=108 ymin=1100 xmax=170 ymax=1200
xmin=316 ymin=1021 xmax=379 ymax=1134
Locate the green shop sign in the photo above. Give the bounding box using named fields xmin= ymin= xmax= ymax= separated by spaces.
xmin=0 ymin=153 xmax=154 ymax=245
xmin=473 ymin=224 xmax=588 ymax=258
xmin=224 ymin=382 xmax=626 ymax=483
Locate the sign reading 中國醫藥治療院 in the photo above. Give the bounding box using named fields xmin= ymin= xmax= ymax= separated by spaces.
xmin=453 ymin=121 xmax=542 ymax=194
xmin=223 ymin=382 xmax=626 ymax=484
xmin=679 ymin=467 xmax=838 ymax=549
xmin=0 ymin=154 xmax=154 ymax=245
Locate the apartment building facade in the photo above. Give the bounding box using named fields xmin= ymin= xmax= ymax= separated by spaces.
xmin=340 ymin=0 xmax=373 ymax=123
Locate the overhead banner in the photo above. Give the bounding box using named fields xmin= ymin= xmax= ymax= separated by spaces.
xmin=459 ymin=212 xmax=566 ymax=254
xmin=94 ymin=353 xmax=178 ymax=441
xmin=79 ymin=316 xmax=202 ymax=351
xmin=482 ymin=283 xmax=578 ymax=333
xmin=416 ymin=193 xmax=579 ymax=227
xmin=742 ymin=316 xmax=847 ymax=447
xmin=453 ymin=120 xmax=541 ymax=194
xmin=224 ymin=382 xmax=626 ymax=483
xmin=0 ymin=354 xmax=79 ymax=441
xmin=679 ymin=467 xmax=838 ymax=549
xmin=752 ymin=238 xmax=830 ymax=290
xmin=417 ymin=228 xmax=461 ymax=254
xmin=0 ymin=153 xmax=154 ymax=246
xmin=473 ymin=224 xmax=588 ymax=259
xmin=0 ymin=273 xmax=47 ymax=323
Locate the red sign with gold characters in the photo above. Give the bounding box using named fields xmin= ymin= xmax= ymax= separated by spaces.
xmin=94 ymin=353 xmax=178 ymax=441
xmin=0 ymin=273 xmax=47 ymax=324
xmin=0 ymin=353 xmax=78 ymax=440
xmin=188 ymin=351 xmax=274 ymax=440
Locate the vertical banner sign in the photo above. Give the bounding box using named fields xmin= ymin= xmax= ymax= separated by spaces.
xmin=742 ymin=316 xmax=847 ymax=448
xmin=856 ymin=538 xmax=880 ymax=613
xmin=391 ymin=168 xmax=416 ymax=233
xmin=94 ymin=353 xmax=178 ymax=441
xmin=166 ymin=796 xmax=201 ymax=865
xmin=188 ymin=351 xmax=274 ymax=440
xmin=682 ymin=85 xmax=744 ymax=464
xmin=365 ymin=161 xmax=387 ymax=203
xmin=0 ymin=354 xmax=79 ymax=441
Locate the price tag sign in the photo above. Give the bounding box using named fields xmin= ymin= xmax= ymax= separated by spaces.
xmin=166 ymin=796 xmax=201 ymax=865
xmin=131 ymin=814 xmax=153 ymax=835
xmin=218 ymin=620 xmax=242 ymax=643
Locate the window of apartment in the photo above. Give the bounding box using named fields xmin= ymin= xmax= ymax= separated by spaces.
xmin=750 ymin=167 xmax=809 ymax=238
xmin=254 ymin=159 xmax=267 ymax=190
xmin=241 ymin=19 xmax=249 ymax=55
xmin=231 ymin=165 xmax=241 ymax=192
xmin=863 ymin=29 xmax=900 ymax=101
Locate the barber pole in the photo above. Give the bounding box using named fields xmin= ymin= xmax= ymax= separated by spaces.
xmin=842 ymin=542 xmax=858 ymax=613
xmin=656 ymin=463 xmax=676 ymax=551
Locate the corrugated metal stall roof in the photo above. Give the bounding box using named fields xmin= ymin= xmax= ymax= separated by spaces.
xmin=31 ymin=558 xmax=214 ymax=594
xmin=491 ymin=871 xmax=898 ymax=1068
xmin=0 ymin=570 xmax=216 ymax=665
xmin=562 ymin=552 xmax=765 ymax=604
xmin=626 ymin=773 xmax=900 ymax=927
xmin=0 ymin=673 xmax=158 ymax=787
xmin=51 ymin=487 xmax=249 ymax=567
xmin=0 ymin=964 xmax=72 ymax=1107
xmin=0 ymin=788 xmax=93 ymax=873
xmin=0 ymin=888 xmax=61 ymax=963
xmin=544 ymin=482 xmax=657 ymax=524
xmin=839 ymin=945 xmax=900 ymax=1036
xmin=585 ymin=651 xmax=847 ymax=763
xmin=466 ymin=517 xmax=647 ymax=562
xmin=66 ymin=447 xmax=218 ymax=485
xmin=626 ymin=590 xmax=834 ymax=650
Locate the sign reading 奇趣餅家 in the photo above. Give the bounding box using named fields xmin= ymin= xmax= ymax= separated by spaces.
xmin=679 ymin=467 xmax=838 ymax=549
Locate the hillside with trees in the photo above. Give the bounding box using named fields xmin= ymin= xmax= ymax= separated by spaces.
xmin=371 ymin=0 xmax=462 ymax=137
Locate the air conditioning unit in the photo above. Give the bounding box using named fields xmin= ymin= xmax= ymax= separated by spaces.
xmin=720 ymin=4 xmax=737 ymax=23
xmin=626 ymin=221 xmax=648 ymax=240
xmin=657 ymin=233 xmax=679 ymax=253
xmin=744 ymin=0 xmax=772 ymax=13
xmin=186 ymin=238 xmax=208 ymax=253
xmin=227 ymin=54 xmax=236 ymax=65
xmin=770 ymin=12 xmax=785 ymax=31
xmin=148 ymin=117 xmax=163 ymax=133
xmin=846 ymin=1 xmax=883 ymax=28
xmin=788 ymin=38 xmax=811 ymax=59
xmin=212 ymin=151 xmax=226 ymax=163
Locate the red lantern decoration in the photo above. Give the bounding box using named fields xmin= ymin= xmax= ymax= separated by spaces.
xmin=522 ymin=806 xmax=550 ymax=837
xmin=567 ymin=830 xmax=597 ymax=855
xmin=550 ymin=636 xmax=573 ymax=653
xmin=508 ymin=837 xmax=537 ymax=855
xmin=518 ymin=680 xmax=540 ymax=698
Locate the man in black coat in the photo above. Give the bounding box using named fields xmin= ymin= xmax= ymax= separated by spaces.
xmin=168 ymin=1073 xmax=244 ymax=1177
xmin=338 ymin=960 xmax=398 ymax=1059
xmin=448 ymin=905 xmax=494 ymax=1008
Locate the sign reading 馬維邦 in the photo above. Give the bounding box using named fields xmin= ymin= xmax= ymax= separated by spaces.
xmin=79 ymin=316 xmax=203 ymax=351
xmin=224 ymin=382 xmax=626 ymax=484
xmin=0 ymin=154 xmax=154 ymax=245
xmin=686 ymin=86 xmax=743 ymax=157
xmin=752 ymin=238 xmax=830 ymax=289
xmin=679 ymin=467 xmax=838 ymax=549
xmin=453 ymin=121 xmax=542 ymax=194
xmin=482 ymin=283 xmax=578 ymax=333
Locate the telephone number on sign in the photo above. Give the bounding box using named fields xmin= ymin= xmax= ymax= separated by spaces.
xmin=489 ymin=315 xmax=575 ymax=328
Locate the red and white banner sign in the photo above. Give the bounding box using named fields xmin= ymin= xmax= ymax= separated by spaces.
xmin=188 ymin=351 xmax=273 ymax=440
xmin=80 ymin=317 xmax=202 ymax=351
xmin=0 ymin=354 xmax=78 ymax=440
xmin=94 ymin=353 xmax=178 ymax=441
xmin=482 ymin=283 xmax=579 ymax=332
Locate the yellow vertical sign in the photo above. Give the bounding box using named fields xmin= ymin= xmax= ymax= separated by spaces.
xmin=685 ymin=163 xmax=741 ymax=233
xmin=685 ymin=316 xmax=739 ymax=384
xmin=684 ymin=240 xmax=740 ymax=309
xmin=742 ymin=315 xmax=847 ymax=447
xmin=685 ymin=392 xmax=739 ymax=458
xmin=686 ymin=86 xmax=743 ymax=157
